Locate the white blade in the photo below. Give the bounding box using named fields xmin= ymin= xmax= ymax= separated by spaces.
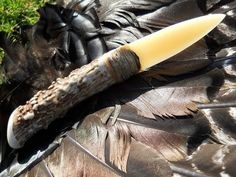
xmin=127 ymin=14 xmax=225 ymax=70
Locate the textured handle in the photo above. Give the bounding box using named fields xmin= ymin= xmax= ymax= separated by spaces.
xmin=7 ymin=46 xmax=140 ymax=148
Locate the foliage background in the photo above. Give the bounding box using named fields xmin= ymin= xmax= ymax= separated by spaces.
xmin=0 ymin=0 xmax=54 ymax=84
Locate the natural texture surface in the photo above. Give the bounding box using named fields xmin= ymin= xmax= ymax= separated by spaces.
xmin=1 ymin=0 xmax=236 ymax=177
xmin=8 ymin=47 xmax=140 ymax=148
xmin=0 ymin=0 xmax=54 ymax=65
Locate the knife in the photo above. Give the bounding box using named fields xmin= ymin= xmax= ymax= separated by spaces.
xmin=7 ymin=14 xmax=225 ymax=149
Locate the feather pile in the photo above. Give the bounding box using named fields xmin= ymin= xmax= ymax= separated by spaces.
xmin=1 ymin=0 xmax=236 ymax=176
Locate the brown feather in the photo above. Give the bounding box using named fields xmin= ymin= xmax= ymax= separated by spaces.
xmin=2 ymin=1 xmax=236 ymax=177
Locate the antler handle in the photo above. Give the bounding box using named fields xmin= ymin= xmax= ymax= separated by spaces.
xmin=7 ymin=46 xmax=140 ymax=149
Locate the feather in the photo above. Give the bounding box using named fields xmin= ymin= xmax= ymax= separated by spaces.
xmin=1 ymin=0 xmax=236 ymax=177
xmin=137 ymin=0 xmax=204 ymax=29
xmin=172 ymin=144 xmax=236 ymax=177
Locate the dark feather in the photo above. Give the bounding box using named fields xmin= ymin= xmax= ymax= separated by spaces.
xmin=1 ymin=0 xmax=236 ymax=177
xmin=172 ymin=144 xmax=236 ymax=177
